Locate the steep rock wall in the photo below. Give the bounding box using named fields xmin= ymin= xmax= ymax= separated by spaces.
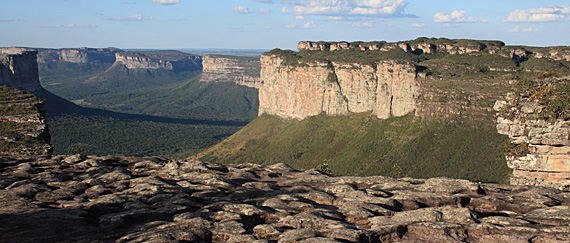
xmin=0 ymin=50 xmax=42 ymax=92
xmin=36 ymin=48 xmax=119 ymax=64
xmin=495 ymin=78 xmax=570 ymax=190
xmin=200 ymin=55 xmax=261 ymax=88
xmin=114 ymin=51 xmax=202 ymax=71
xmin=258 ymin=55 xmax=419 ymax=120
xmin=0 ymin=86 xmax=51 ymax=156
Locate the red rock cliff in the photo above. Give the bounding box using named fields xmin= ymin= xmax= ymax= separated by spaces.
xmin=258 ymin=54 xmax=419 ymax=120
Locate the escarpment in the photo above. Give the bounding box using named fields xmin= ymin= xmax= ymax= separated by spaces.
xmin=496 ymin=77 xmax=570 ymax=190
xmin=200 ymin=55 xmax=261 ymax=88
xmin=260 ymin=38 xmax=570 ymax=121
xmin=114 ymin=50 xmax=202 ymax=71
xmin=259 ymin=54 xmax=419 ymax=120
xmin=0 ymin=86 xmax=51 ymax=156
xmin=0 ymin=49 xmax=42 ymax=92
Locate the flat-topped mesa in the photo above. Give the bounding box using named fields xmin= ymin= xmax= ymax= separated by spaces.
xmin=200 ymin=55 xmax=261 ymax=88
xmin=495 ymin=77 xmax=570 ymax=190
xmin=36 ymin=47 xmax=119 ymax=64
xmin=114 ymin=50 xmax=202 ymax=72
xmin=259 ymin=52 xmax=419 ymax=120
xmin=0 ymin=49 xmax=42 ymax=92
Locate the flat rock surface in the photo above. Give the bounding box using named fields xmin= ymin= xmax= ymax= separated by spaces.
xmin=1 ymin=155 xmax=569 ymax=242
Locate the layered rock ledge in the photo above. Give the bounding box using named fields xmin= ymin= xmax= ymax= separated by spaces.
xmin=495 ymin=77 xmax=570 ymax=190
xmin=200 ymin=55 xmax=261 ymax=88
xmin=1 ymin=155 xmax=569 ymax=242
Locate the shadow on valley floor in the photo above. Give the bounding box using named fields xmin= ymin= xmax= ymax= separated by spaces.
xmin=32 ymin=88 xmax=249 ymax=127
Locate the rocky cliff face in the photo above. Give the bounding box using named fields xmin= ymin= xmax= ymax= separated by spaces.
xmin=495 ymin=77 xmax=570 ymax=190
xmin=1 ymin=155 xmax=569 ymax=242
xmin=36 ymin=47 xmax=119 ymax=64
xmin=0 ymin=49 xmax=42 ymax=92
xmin=259 ymin=55 xmax=419 ymax=120
xmin=0 ymin=86 xmax=51 ymax=156
xmin=200 ymin=55 xmax=261 ymax=88
xmin=114 ymin=50 xmax=202 ymax=72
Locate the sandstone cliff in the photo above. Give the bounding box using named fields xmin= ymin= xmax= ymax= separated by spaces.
xmin=259 ymin=53 xmax=419 ymax=120
xmin=0 ymin=86 xmax=51 ymax=156
xmin=36 ymin=47 xmax=119 ymax=64
xmin=495 ymin=77 xmax=570 ymax=190
xmin=0 ymin=49 xmax=42 ymax=92
xmin=200 ymin=55 xmax=261 ymax=88
xmin=114 ymin=50 xmax=202 ymax=72
xmin=1 ymin=155 xmax=569 ymax=242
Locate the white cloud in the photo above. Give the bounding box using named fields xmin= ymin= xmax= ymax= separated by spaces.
xmin=522 ymin=27 xmax=538 ymax=32
xmin=282 ymin=7 xmax=292 ymax=14
xmin=410 ymin=23 xmax=425 ymax=28
xmin=105 ymin=14 xmax=154 ymax=21
xmin=443 ymin=23 xmax=459 ymax=28
xmin=282 ymin=0 xmax=412 ymax=19
xmin=352 ymin=20 xmax=374 ymax=27
xmin=151 ymin=0 xmax=180 ymax=5
xmin=434 ymin=10 xmax=480 ymax=23
xmin=504 ymin=5 xmax=570 ymax=22
xmin=303 ymin=21 xmax=316 ymax=28
xmin=286 ymin=23 xmax=297 ymax=28
xmin=57 ymin=24 xmax=98 ymax=28
xmin=233 ymin=6 xmax=254 ymax=14
xmin=296 ymin=15 xmax=305 ymax=20
xmin=509 ymin=25 xmax=538 ymax=32
xmin=259 ymin=8 xmax=272 ymax=14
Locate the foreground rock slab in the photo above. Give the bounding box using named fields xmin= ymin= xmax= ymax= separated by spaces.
xmin=1 ymin=155 xmax=569 ymax=242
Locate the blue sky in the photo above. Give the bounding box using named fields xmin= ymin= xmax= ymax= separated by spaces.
xmin=0 ymin=0 xmax=569 ymax=50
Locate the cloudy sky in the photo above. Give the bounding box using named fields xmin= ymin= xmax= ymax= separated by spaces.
xmin=1 ymin=0 xmax=569 ymax=50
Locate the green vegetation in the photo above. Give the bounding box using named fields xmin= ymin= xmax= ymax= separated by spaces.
xmin=198 ymin=114 xmax=510 ymax=183
xmin=82 ymin=75 xmax=258 ymax=121
xmin=514 ymin=76 xmax=570 ymax=120
xmin=49 ymin=114 xmax=240 ymax=159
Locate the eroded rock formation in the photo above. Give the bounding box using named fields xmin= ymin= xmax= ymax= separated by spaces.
xmin=258 ymin=55 xmax=419 ymax=120
xmin=495 ymin=78 xmax=570 ymax=190
xmin=0 ymin=49 xmax=42 ymax=92
xmin=298 ymin=38 xmax=570 ymax=61
xmin=200 ymin=55 xmax=261 ymax=88
xmin=0 ymin=86 xmax=51 ymax=156
xmin=1 ymin=155 xmax=569 ymax=242
xmin=114 ymin=50 xmax=202 ymax=72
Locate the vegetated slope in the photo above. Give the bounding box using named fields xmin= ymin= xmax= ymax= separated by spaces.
xmin=40 ymin=62 xmax=201 ymax=106
xmin=197 ymin=38 xmax=570 ymax=183
xmin=196 ymin=114 xmax=510 ymax=183
xmin=81 ymin=74 xmax=259 ymax=121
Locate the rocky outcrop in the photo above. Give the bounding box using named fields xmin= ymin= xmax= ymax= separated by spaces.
xmin=0 ymin=49 xmax=42 ymax=92
xmin=36 ymin=47 xmax=119 ymax=64
xmin=1 ymin=155 xmax=569 ymax=242
xmin=298 ymin=38 xmax=570 ymax=61
xmin=0 ymin=86 xmax=51 ymax=156
xmin=200 ymin=55 xmax=261 ymax=88
xmin=258 ymin=55 xmax=419 ymax=120
xmin=114 ymin=50 xmax=202 ymax=72
xmin=495 ymin=78 xmax=570 ymax=190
